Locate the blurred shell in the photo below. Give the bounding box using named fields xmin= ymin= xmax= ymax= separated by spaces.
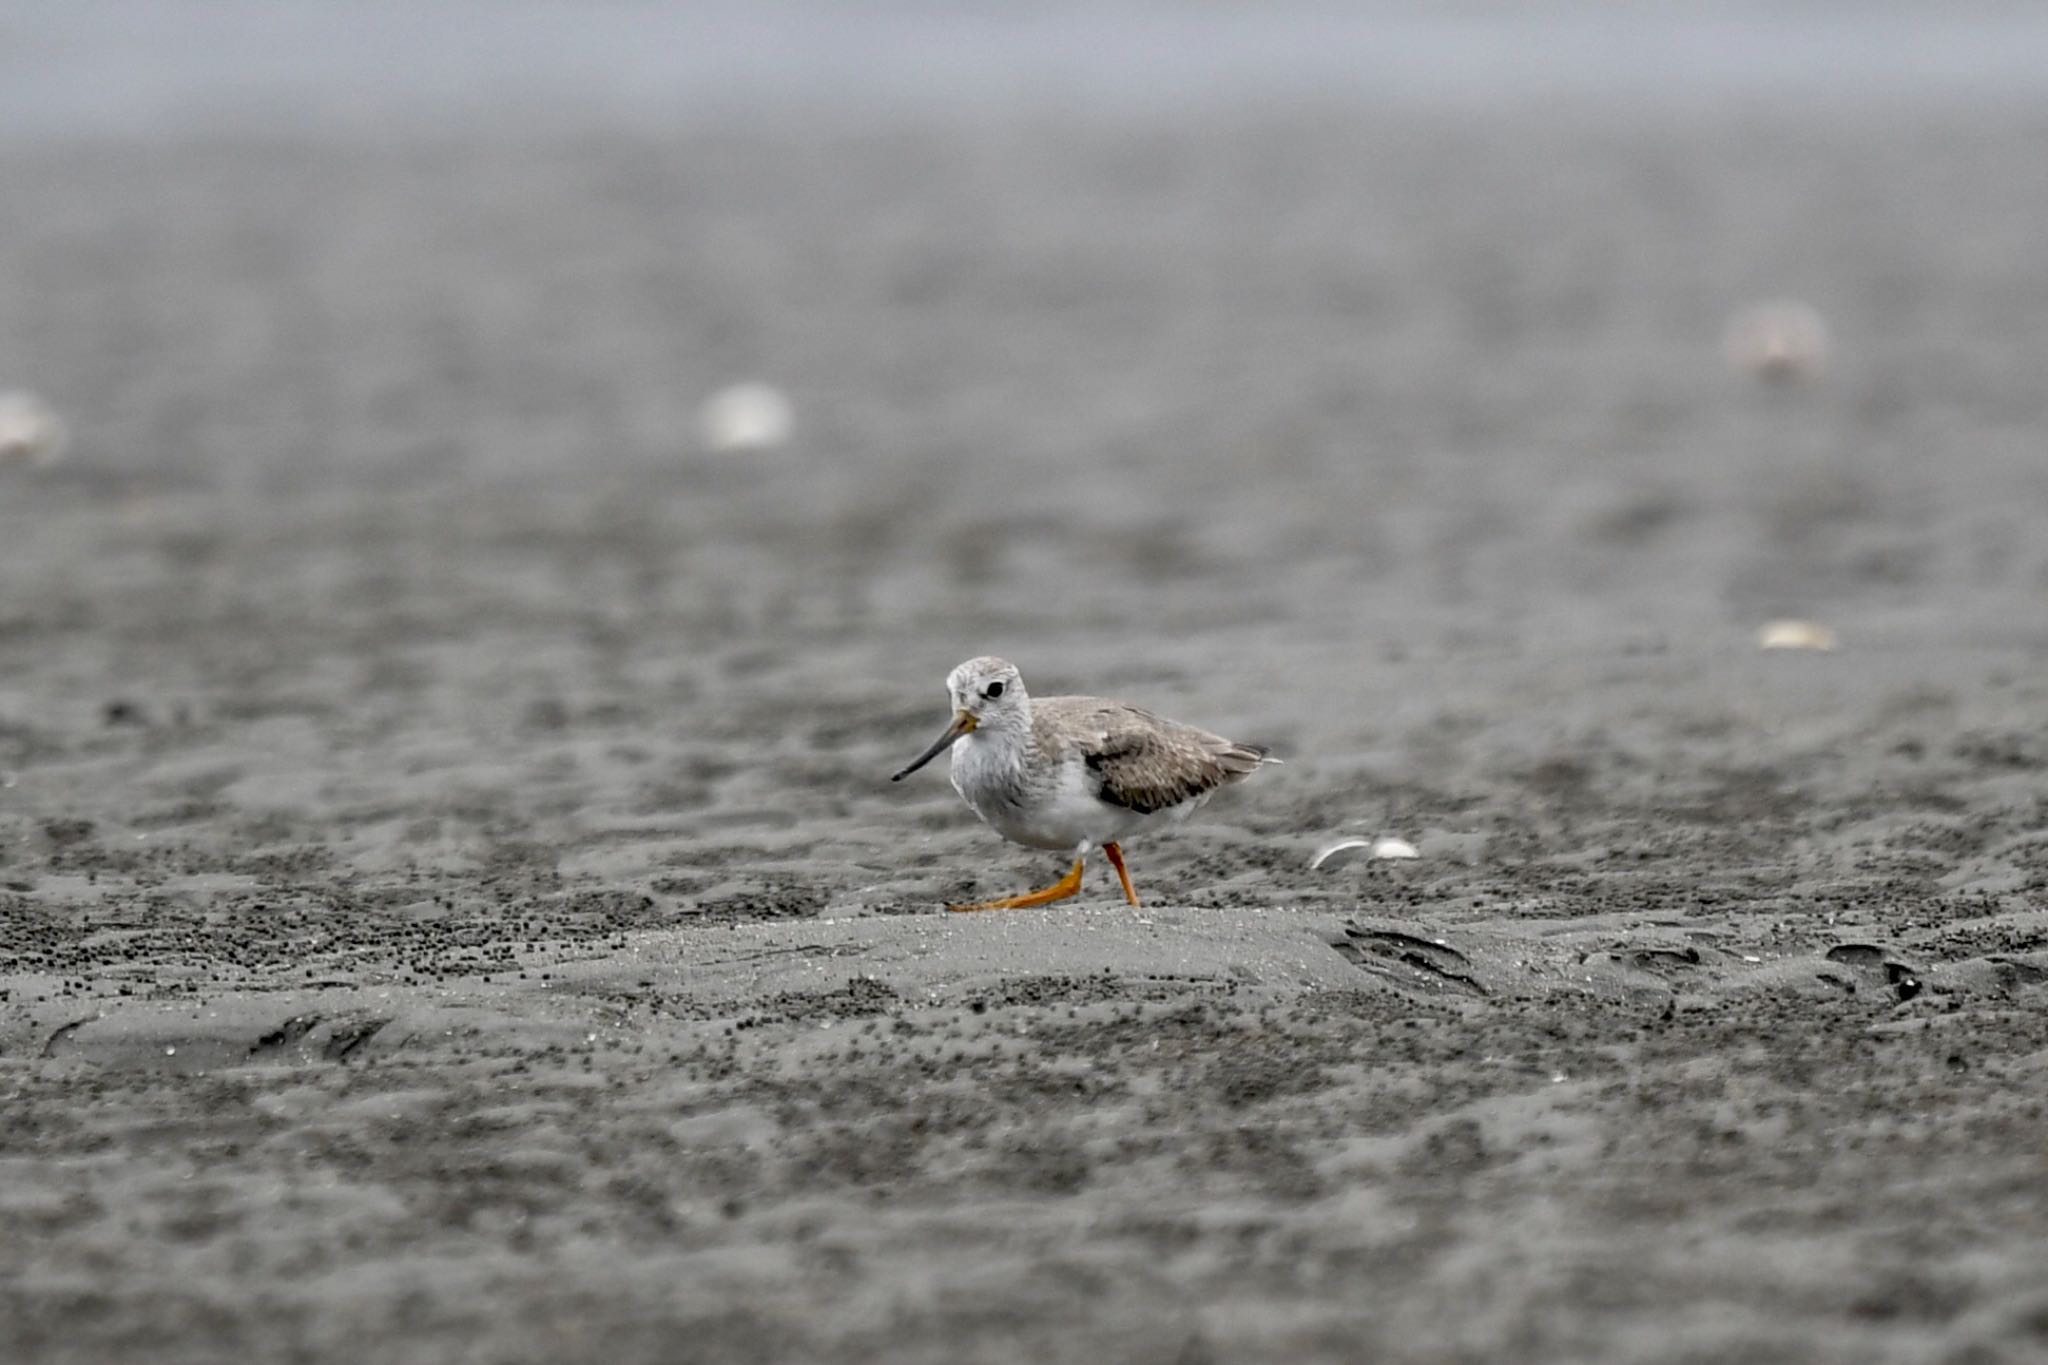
xmin=699 ymin=382 xmax=793 ymax=453
xmin=1310 ymin=836 xmax=1421 ymax=870
xmin=1757 ymin=619 xmax=1838 ymax=652
xmin=1723 ymin=301 xmax=1829 ymax=383
xmin=0 ymin=391 xmax=69 ymax=468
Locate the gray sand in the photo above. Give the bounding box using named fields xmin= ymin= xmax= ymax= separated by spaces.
xmin=4 ymin=99 xmax=2048 ymax=1363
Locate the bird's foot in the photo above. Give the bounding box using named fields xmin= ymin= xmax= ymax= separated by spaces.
xmin=946 ymin=857 xmax=1086 ymax=912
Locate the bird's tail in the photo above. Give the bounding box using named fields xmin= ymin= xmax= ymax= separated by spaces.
xmin=1217 ymin=741 xmax=1279 ymax=778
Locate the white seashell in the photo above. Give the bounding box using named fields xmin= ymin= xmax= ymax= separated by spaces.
xmin=1310 ymin=836 xmax=1421 ymax=870
xmin=1756 ymin=619 xmax=1837 ymax=652
xmin=0 ymin=391 xmax=69 ymax=468
xmin=699 ymin=382 xmax=793 ymax=453
xmin=1309 ymin=838 xmax=1372 ymax=870
xmin=1723 ymin=301 xmax=1829 ymax=383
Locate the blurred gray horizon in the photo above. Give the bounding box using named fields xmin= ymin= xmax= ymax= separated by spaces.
xmin=8 ymin=0 xmax=2048 ymax=139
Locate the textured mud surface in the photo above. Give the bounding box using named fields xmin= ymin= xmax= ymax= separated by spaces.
xmin=4 ymin=105 xmax=2048 ymax=1363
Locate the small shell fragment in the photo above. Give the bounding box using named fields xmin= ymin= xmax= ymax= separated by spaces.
xmin=699 ymin=382 xmax=793 ymax=453
xmin=1723 ymin=301 xmax=1829 ymax=383
xmin=1757 ymin=619 xmax=1837 ymax=652
xmin=1310 ymin=836 xmax=1421 ymax=870
xmin=0 ymin=391 xmax=69 ymax=468
xmin=1310 ymin=838 xmax=1371 ymax=870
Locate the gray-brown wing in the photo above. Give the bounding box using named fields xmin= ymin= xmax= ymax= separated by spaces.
xmin=1037 ymin=698 xmax=1269 ymax=816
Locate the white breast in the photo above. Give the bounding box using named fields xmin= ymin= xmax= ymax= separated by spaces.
xmin=949 ymin=734 xmax=1147 ymax=853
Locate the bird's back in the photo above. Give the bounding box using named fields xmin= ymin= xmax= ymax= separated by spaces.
xmin=1032 ymin=695 xmax=1270 ymax=817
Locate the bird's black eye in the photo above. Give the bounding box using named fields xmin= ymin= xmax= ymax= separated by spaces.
xmin=984 ymin=681 xmax=1005 ymax=699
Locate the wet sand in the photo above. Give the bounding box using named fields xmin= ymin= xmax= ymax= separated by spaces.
xmin=4 ymin=105 xmax=2048 ymax=1362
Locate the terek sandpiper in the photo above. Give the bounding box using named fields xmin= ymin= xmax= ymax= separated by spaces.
xmin=891 ymin=656 xmax=1276 ymax=912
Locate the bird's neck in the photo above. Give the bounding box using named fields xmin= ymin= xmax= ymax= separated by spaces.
xmin=966 ymin=704 xmax=1034 ymax=755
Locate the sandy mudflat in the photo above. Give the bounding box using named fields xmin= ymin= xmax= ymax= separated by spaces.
xmin=4 ymin=103 xmax=2048 ymax=1363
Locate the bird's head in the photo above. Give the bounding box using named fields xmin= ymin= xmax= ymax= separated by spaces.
xmin=890 ymin=656 xmax=1027 ymax=780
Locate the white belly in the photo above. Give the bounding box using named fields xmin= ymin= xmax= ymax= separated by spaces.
xmin=949 ymin=737 xmax=1152 ymax=852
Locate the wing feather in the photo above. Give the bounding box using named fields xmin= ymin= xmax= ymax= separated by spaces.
xmin=1035 ymin=698 xmax=1270 ymax=816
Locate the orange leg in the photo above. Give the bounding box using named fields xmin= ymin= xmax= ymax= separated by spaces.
xmin=948 ymin=857 xmax=1086 ymax=913
xmin=1102 ymin=842 xmax=1141 ymax=907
